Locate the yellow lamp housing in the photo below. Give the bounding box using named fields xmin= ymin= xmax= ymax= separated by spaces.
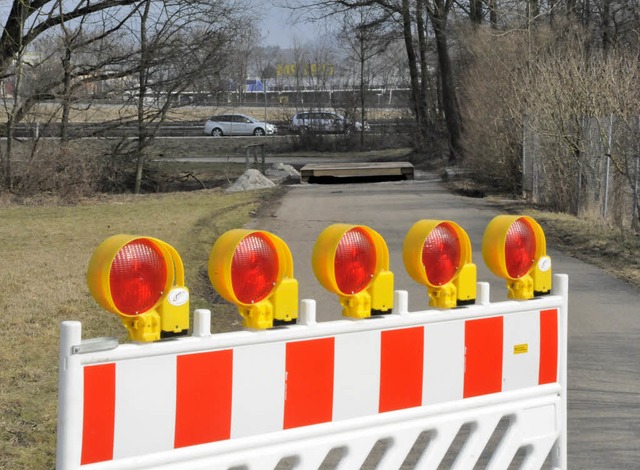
xmin=87 ymin=235 xmax=190 ymax=342
xmin=482 ymin=215 xmax=552 ymax=300
xmin=312 ymin=224 xmax=393 ymax=319
xmin=403 ymin=220 xmax=476 ymax=309
xmin=208 ymin=229 xmax=298 ymax=330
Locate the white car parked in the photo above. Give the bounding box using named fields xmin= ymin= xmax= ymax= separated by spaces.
xmin=204 ymin=114 xmax=277 ymax=137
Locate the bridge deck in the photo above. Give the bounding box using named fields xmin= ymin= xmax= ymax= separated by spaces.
xmin=300 ymin=161 xmax=414 ymax=183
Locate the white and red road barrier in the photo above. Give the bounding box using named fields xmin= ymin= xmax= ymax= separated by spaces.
xmin=57 ymin=275 xmax=567 ymax=470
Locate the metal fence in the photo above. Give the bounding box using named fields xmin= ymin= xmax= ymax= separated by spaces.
xmin=522 ymin=115 xmax=640 ymax=231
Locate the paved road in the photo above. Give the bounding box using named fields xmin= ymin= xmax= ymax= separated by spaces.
xmin=246 ymin=173 xmax=639 ymax=469
xmin=169 ymin=152 xmax=387 ymax=166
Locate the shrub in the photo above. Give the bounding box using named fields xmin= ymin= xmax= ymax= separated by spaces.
xmin=11 ymin=144 xmax=101 ymax=201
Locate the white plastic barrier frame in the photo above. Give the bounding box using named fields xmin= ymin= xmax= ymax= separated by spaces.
xmin=57 ymin=274 xmax=568 ymax=470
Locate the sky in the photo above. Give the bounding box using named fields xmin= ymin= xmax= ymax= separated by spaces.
xmin=0 ymin=1 xmax=321 ymax=50
xmin=261 ymin=7 xmax=306 ymax=48
xmin=261 ymin=5 xmax=331 ymax=48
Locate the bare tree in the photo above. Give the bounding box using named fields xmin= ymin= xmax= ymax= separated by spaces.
xmin=339 ymin=7 xmax=392 ymax=144
xmin=288 ymin=38 xmax=337 ymax=110
xmin=0 ymin=0 xmax=146 ymax=188
xmin=286 ymin=0 xmax=464 ymax=162
xmin=0 ymin=1 xmax=145 ymax=73
xmin=120 ymin=0 xmax=254 ymax=193
xmin=0 ymin=0 xmax=254 ymax=193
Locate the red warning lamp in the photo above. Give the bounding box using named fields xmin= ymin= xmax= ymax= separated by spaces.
xmin=335 ymin=227 xmax=377 ymax=294
xmin=109 ymin=239 xmax=167 ymax=314
xmin=231 ymin=232 xmax=279 ymax=304
xmin=403 ymin=220 xmax=476 ymax=309
xmin=504 ymin=218 xmax=536 ymax=278
xmin=422 ymin=224 xmax=461 ymax=286
xmin=312 ymin=224 xmax=393 ymax=319
xmin=87 ymin=235 xmax=189 ymax=342
xmin=209 ymin=229 xmax=297 ymax=329
xmin=482 ymin=215 xmax=552 ymax=299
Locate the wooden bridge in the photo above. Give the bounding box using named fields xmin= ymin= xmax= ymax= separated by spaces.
xmin=300 ymin=162 xmax=414 ymax=183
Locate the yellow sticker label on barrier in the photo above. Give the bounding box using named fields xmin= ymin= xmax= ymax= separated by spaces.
xmin=514 ymin=344 xmax=529 ymax=354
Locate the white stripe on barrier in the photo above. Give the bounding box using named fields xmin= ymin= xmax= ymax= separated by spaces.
xmin=423 ymin=321 xmax=465 ymax=405
xmin=503 ymin=310 xmax=540 ymax=391
xmin=114 ymin=356 xmax=177 ymax=459
xmin=333 ymin=330 xmax=380 ymax=420
xmin=231 ymin=343 xmax=285 ymax=438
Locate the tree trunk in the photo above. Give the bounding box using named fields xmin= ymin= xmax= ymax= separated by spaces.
xmin=416 ymin=0 xmax=430 ymax=126
xmin=429 ymin=3 xmax=463 ymax=164
xmin=1 ymin=1 xmax=27 ymax=189
xmin=527 ymin=0 xmax=540 ymax=22
xmin=61 ymin=45 xmax=72 ymax=144
xmin=4 ymin=115 xmax=15 ymax=189
xmin=601 ymin=0 xmax=613 ymax=55
xmin=359 ymin=32 xmax=366 ymax=146
xmin=489 ymin=0 xmax=498 ymax=28
xmin=470 ymin=0 xmax=483 ymax=24
xmin=135 ymin=0 xmax=152 ymax=195
xmin=400 ymin=0 xmax=428 ymax=149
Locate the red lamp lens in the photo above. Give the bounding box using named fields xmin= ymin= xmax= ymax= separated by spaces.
xmin=231 ymin=233 xmax=279 ymax=304
xmin=505 ymin=218 xmax=536 ymax=278
xmin=334 ymin=227 xmax=376 ymax=294
xmin=422 ymin=223 xmax=461 ymax=286
xmin=110 ymin=239 xmax=167 ymax=315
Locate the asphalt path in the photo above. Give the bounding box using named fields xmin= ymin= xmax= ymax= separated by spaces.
xmin=246 ymin=172 xmax=640 ymax=469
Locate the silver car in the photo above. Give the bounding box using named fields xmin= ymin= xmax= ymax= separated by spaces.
xmin=204 ymin=113 xmax=277 ymax=137
xmin=290 ymin=111 xmax=370 ymax=134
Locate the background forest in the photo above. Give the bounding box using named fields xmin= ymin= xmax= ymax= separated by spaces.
xmin=1 ymin=0 xmax=639 ymax=231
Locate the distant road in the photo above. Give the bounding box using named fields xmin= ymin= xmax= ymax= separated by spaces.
xmin=9 ymin=121 xmax=396 ymax=139
xmin=10 ymin=122 xmax=234 ymax=138
xmin=165 ymin=154 xmax=381 ymax=166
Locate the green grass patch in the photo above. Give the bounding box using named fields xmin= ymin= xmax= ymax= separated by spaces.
xmin=0 ymin=187 xmax=283 ymax=469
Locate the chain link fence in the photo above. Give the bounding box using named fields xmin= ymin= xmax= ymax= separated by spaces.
xmin=522 ymin=115 xmax=640 ymax=231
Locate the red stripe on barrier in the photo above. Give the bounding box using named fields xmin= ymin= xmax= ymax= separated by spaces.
xmin=175 ymin=350 xmax=233 ymax=448
xmin=284 ymin=338 xmax=335 ymax=429
xmin=81 ymin=363 xmax=116 ymax=465
xmin=539 ymin=309 xmax=559 ymax=384
xmin=379 ymin=327 xmax=424 ymax=412
xmin=464 ymin=317 xmax=503 ymax=398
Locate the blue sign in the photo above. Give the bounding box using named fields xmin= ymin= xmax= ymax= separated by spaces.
xmin=246 ymin=79 xmax=265 ymax=92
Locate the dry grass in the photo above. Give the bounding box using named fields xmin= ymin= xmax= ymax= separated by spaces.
xmin=514 ymin=207 xmax=640 ymax=289
xmin=0 ymin=187 xmax=284 ymax=469
xmin=446 ymin=179 xmax=640 ymax=290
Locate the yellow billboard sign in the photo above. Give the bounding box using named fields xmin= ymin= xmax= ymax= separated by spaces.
xmin=276 ymin=63 xmax=335 ymax=78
